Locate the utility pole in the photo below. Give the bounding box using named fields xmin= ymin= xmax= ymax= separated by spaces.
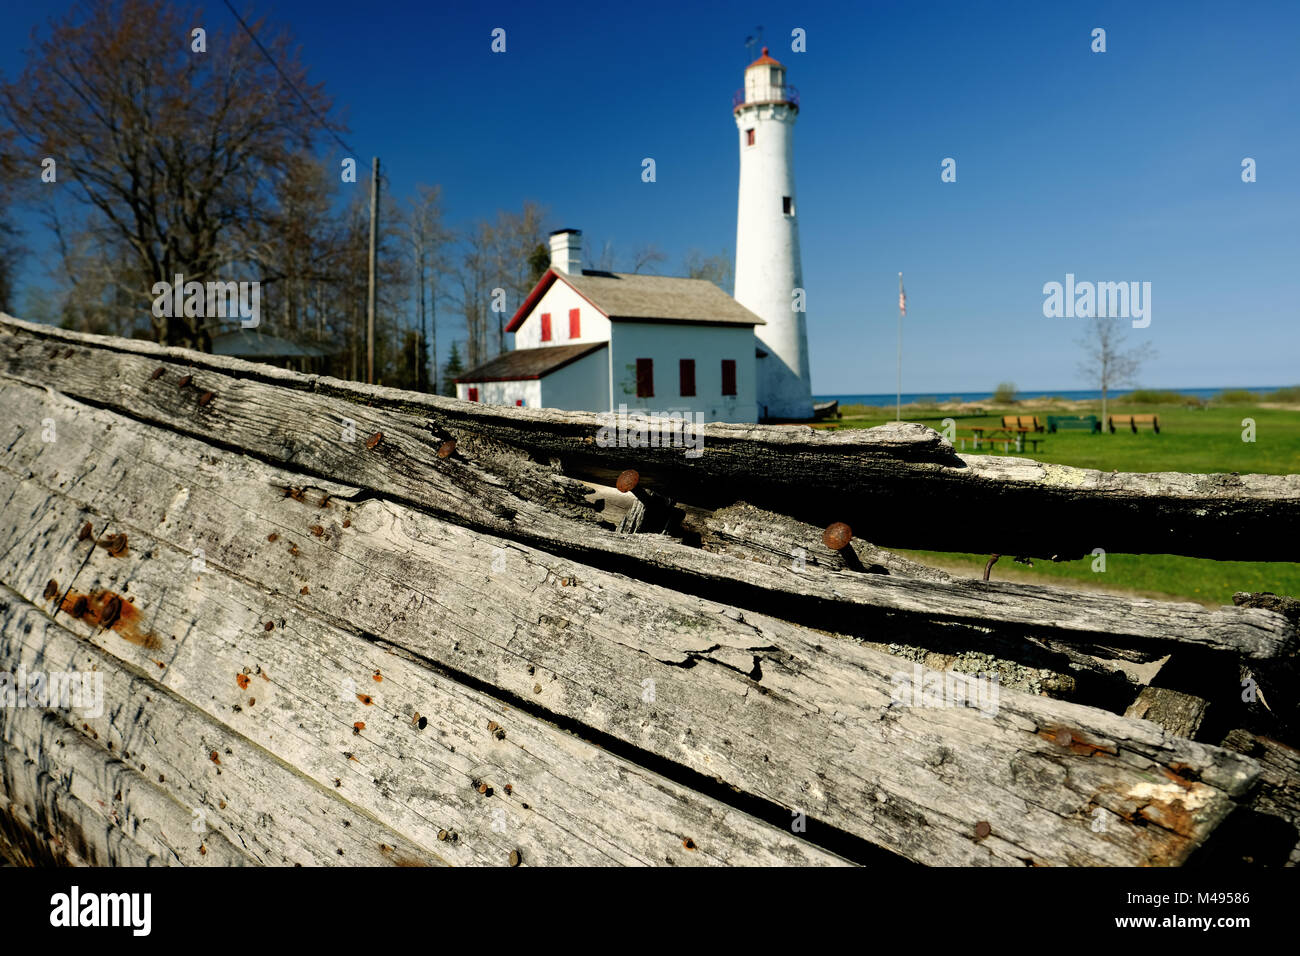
xmin=367 ymin=156 xmax=380 ymax=384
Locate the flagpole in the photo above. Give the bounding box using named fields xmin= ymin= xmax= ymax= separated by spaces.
xmin=896 ymin=272 xmax=904 ymax=422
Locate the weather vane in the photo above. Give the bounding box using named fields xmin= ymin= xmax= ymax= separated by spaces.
xmin=744 ymin=25 xmax=764 ymax=59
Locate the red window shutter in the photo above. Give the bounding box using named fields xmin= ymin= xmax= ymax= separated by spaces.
xmin=468 ymin=387 xmax=479 ymax=402
xmin=721 ymin=359 xmax=736 ymax=396
xmin=746 ymin=128 xmax=755 ymax=146
xmin=636 ymin=358 xmax=654 ymax=398
xmin=679 ymin=359 xmax=696 ymax=397
xmin=540 ymin=313 xmax=552 ymax=342
xmin=569 ymin=308 xmax=580 ymax=338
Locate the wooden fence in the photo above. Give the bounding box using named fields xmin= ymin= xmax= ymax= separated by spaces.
xmin=0 ymin=313 xmax=1296 ymax=866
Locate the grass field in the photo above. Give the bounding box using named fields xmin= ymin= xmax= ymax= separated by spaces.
xmin=816 ymin=396 xmax=1300 ymax=605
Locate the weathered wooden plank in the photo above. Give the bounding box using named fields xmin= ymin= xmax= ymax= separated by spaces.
xmin=0 ymin=481 xmax=848 ymax=866
xmin=0 ymin=588 xmax=448 ymax=867
xmin=0 ymin=692 xmax=253 ymax=866
xmin=1125 ymin=687 xmax=1208 ymax=740
xmin=0 ymin=383 xmax=1263 ymax=865
xmin=1212 ymin=730 xmax=1300 ymax=866
xmin=0 ymin=343 xmax=1290 ymax=663
xmin=4 ymin=314 xmax=1294 ymax=561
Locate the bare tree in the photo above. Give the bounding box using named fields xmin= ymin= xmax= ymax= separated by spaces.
xmin=0 ymin=0 xmax=344 ymax=348
xmin=405 ymin=185 xmax=450 ymax=391
xmin=453 ymin=221 xmax=494 ymax=368
xmin=489 ymin=201 xmax=546 ymax=354
xmin=683 ymin=248 xmax=734 ymax=295
xmin=1076 ymin=318 xmax=1156 ymax=425
xmin=629 ymin=243 xmax=667 ymax=275
xmin=0 ymin=125 xmax=21 ymax=313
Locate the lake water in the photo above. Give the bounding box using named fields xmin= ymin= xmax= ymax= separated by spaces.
xmin=814 ymin=387 xmax=1288 ymax=406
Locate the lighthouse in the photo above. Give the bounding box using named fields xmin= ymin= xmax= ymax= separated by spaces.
xmin=733 ymin=47 xmax=813 ymax=421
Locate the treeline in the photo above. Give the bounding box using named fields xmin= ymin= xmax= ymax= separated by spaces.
xmin=0 ymin=0 xmax=731 ymax=394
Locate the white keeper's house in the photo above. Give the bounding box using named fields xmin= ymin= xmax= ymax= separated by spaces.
xmin=455 ymin=46 xmax=814 ymax=424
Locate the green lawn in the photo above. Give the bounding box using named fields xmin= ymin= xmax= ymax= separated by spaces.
xmin=817 ymin=399 xmax=1300 ymax=604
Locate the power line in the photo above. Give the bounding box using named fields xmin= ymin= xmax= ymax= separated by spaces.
xmin=219 ymin=0 xmax=356 ymax=157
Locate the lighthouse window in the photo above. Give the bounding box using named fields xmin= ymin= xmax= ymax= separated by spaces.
xmin=783 ymin=196 xmax=794 ymax=216
xmin=745 ymin=128 xmax=755 ymax=146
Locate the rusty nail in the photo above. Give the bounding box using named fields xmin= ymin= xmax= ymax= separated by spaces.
xmin=983 ymin=554 xmax=1001 ymax=582
xmin=417 ymin=716 xmax=427 ymax=730
xmin=267 ymin=533 xmax=279 ymax=542
xmin=71 ymin=595 xmax=88 ymax=618
xmin=437 ymin=829 xmax=448 ymax=841
xmin=300 ymin=586 xmax=309 ymax=595
xmin=101 ymin=594 xmax=122 ymax=628
xmin=437 ymin=439 xmax=456 ymax=459
xmin=177 ymin=374 xmax=192 ymax=388
xmin=508 ymin=849 xmax=521 ymax=867
xmin=63 ymin=348 xmax=74 ymax=358
xmin=974 ymin=820 xmax=991 ymax=840
xmin=823 ymin=522 xmax=852 ymax=551
xmin=309 ymin=525 xmax=324 ymax=536
xmin=342 ymin=519 xmax=351 ymax=528
xmin=77 ymin=521 xmax=93 ymax=542
xmin=365 ymin=431 xmax=382 ymax=449
xmin=616 ymin=469 xmax=640 ymax=494
xmin=43 ymin=579 xmax=59 ymax=600
xmin=150 ymin=367 xmax=165 ymax=380
xmin=198 ymin=391 xmax=214 ymax=406
xmin=682 ymin=838 xmax=697 ymax=851
xmin=487 ymin=720 xmax=499 ymax=732
xmin=101 ymin=533 xmax=127 ymax=556
xmin=264 ymin=621 xmax=274 ymax=631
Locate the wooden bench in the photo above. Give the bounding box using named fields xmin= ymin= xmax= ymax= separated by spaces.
xmin=1001 ymin=415 xmax=1044 ymax=433
xmin=1108 ymin=413 xmax=1160 ymax=434
xmin=1047 ymin=415 xmax=1101 ymax=433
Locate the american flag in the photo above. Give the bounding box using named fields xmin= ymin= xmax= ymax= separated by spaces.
xmin=898 ymin=274 xmax=906 ymax=317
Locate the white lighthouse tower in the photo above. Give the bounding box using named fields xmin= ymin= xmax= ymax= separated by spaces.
xmin=733 ymin=47 xmax=813 ymax=421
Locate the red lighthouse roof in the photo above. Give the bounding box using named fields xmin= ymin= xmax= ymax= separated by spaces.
xmin=746 ymin=46 xmax=783 ymax=69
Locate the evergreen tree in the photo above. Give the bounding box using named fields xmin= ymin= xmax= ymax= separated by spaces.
xmin=441 ymin=340 xmax=465 ymax=397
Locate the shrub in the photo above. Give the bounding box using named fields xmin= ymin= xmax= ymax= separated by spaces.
xmin=991 ymin=382 xmax=1018 ymax=403
xmin=1267 ymin=385 xmax=1300 ymax=403
xmin=1123 ymin=388 xmax=1187 ymax=405
xmin=1216 ymin=389 xmax=1261 ymax=404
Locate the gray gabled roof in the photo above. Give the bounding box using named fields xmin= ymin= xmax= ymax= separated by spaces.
xmin=455 ymin=341 xmax=607 ymax=384
xmin=562 ymin=271 xmax=765 ymax=327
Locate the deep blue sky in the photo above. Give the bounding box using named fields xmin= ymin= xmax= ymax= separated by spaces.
xmin=2 ymin=0 xmax=1297 ymax=393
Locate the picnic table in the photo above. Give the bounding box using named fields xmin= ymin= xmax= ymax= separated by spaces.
xmin=958 ymin=426 xmax=1044 ymax=453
